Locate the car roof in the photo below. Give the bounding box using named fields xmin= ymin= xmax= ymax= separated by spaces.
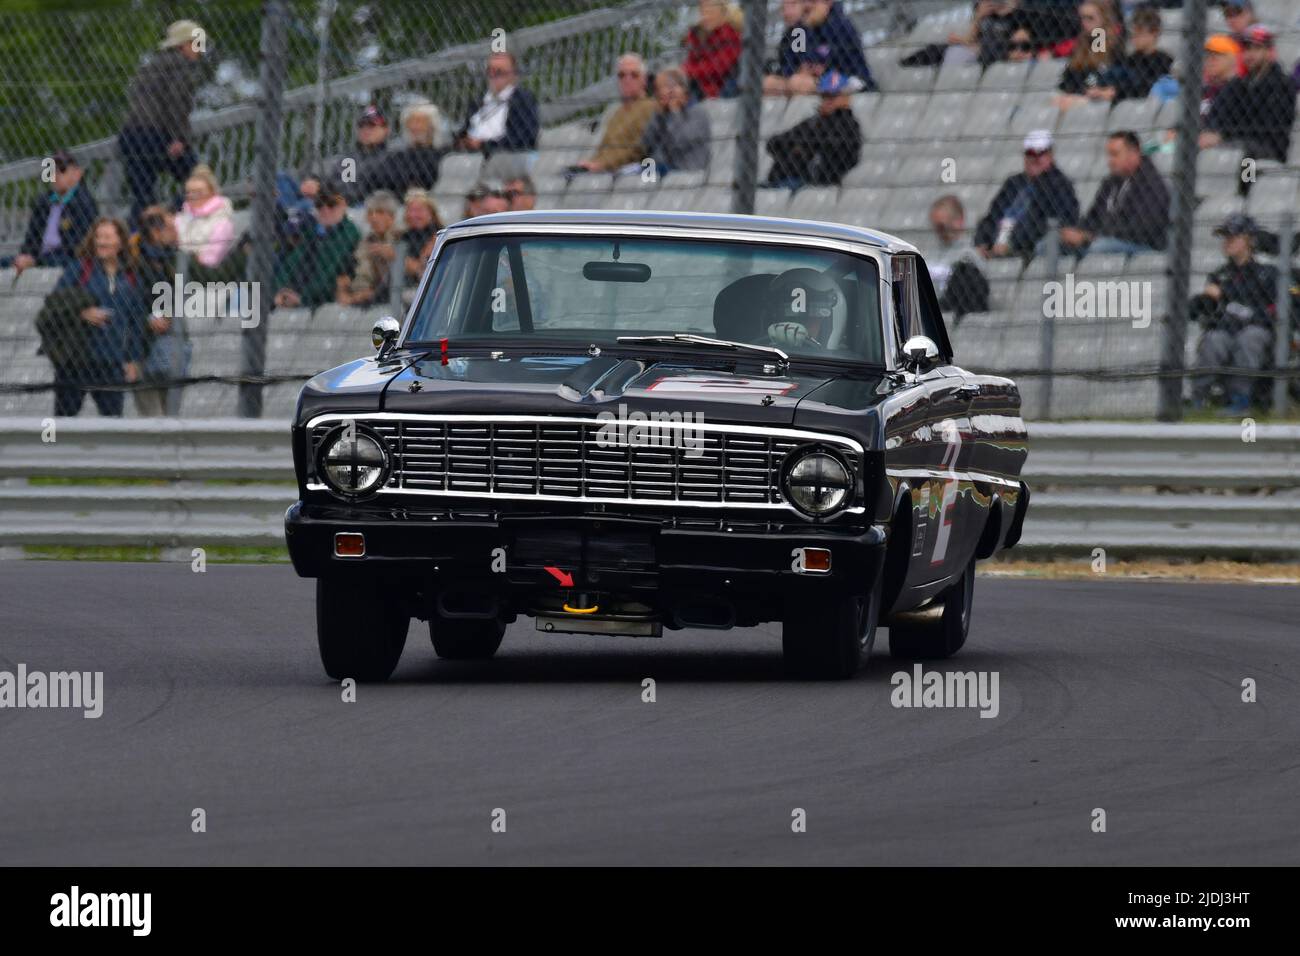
xmin=445 ymin=209 xmax=919 ymax=254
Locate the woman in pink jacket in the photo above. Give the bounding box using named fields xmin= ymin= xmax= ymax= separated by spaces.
xmin=175 ymin=163 xmax=235 ymax=267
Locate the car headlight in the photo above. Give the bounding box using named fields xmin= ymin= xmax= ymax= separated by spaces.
xmin=783 ymin=448 xmax=852 ymax=517
xmin=316 ymin=423 xmax=390 ymax=498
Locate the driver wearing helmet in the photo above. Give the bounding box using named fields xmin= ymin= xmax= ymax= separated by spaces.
xmin=765 ymin=267 xmax=840 ymax=348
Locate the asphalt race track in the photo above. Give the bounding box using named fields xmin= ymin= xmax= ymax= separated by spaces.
xmin=0 ymin=561 xmax=1296 ymax=866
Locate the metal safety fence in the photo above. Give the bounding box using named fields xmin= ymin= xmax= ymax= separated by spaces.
xmin=2 ymin=417 xmax=1296 ymax=558
xmin=0 ymin=0 xmax=1298 ymax=422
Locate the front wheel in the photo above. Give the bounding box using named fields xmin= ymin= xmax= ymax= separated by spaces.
xmin=888 ymin=558 xmax=974 ymax=660
xmin=316 ymin=578 xmax=409 ymax=681
xmin=782 ymin=575 xmax=880 ymax=680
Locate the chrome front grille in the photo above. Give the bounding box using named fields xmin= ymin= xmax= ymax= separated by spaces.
xmin=309 ymin=416 xmax=860 ymax=509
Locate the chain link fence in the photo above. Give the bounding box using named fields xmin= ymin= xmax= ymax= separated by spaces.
xmin=0 ymin=0 xmax=1297 ymax=421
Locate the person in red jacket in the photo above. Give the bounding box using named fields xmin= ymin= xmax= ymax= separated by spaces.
xmin=683 ymin=0 xmax=743 ymax=99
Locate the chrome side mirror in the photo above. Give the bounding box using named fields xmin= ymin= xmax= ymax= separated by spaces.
xmin=901 ymin=335 xmax=939 ymax=373
xmin=371 ymin=316 xmax=400 ymax=356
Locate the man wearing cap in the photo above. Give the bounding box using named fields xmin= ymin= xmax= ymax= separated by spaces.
xmin=1202 ymin=24 xmax=1295 ymax=162
xmin=12 ymin=150 xmax=98 ymax=276
xmin=463 ymin=181 xmax=510 ymax=220
xmin=273 ymin=187 xmax=361 ymax=309
xmin=1190 ymin=214 xmax=1278 ymax=413
xmin=1201 ymin=35 xmax=1244 ymax=124
xmin=317 ymin=105 xmax=391 ymax=204
xmin=118 ymin=19 xmax=209 ymax=227
xmin=974 ymin=130 xmax=1079 ymax=260
xmin=764 ymin=70 xmax=863 ymax=189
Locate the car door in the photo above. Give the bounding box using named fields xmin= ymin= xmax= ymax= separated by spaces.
xmin=892 ymin=254 xmax=976 ymax=586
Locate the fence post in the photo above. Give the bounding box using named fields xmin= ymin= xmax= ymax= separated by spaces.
xmin=1040 ymin=218 xmax=1059 ymax=420
xmin=731 ymin=0 xmax=767 ymax=215
xmin=1159 ymin=0 xmax=1206 ymax=423
xmin=310 ymin=0 xmax=337 ymax=176
xmin=240 ymin=0 xmax=290 ymax=419
xmin=1274 ymin=200 xmax=1295 ymax=416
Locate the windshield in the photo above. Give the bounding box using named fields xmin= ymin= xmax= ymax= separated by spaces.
xmin=406 ymin=234 xmax=884 ymax=365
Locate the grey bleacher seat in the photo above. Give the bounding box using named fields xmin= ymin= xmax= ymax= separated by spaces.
xmin=1054 ymin=148 xmax=1097 ymax=183
xmin=1075 ymin=178 xmax=1102 ymax=211
xmin=188 ymin=331 xmax=244 ymax=376
xmin=985 ymin=277 xmax=1017 ymax=312
xmin=1149 ymin=150 xmax=1175 ymax=177
xmin=562 ymin=187 xmax=611 ymax=210
xmin=1106 ymin=96 xmax=1164 ymax=134
xmin=1123 ymin=251 xmax=1164 ymax=277
xmin=1074 ymin=253 xmax=1130 ymax=277
xmin=1248 ymin=174 xmax=1300 ymax=227
xmin=437 ymin=152 xmax=486 ymax=191
xmin=850 ymin=92 xmax=882 ymax=128
xmin=651 ymin=187 xmax=702 ymax=213
xmin=753 ymin=189 xmax=791 ymax=218
xmin=1196 ymin=147 xmax=1245 ymax=183
xmin=310 ymin=304 xmax=374 ymax=331
xmin=533 ymin=146 xmax=586 ymax=180
xmin=1194 ymin=192 xmax=1246 ymax=226
xmin=1023 ymin=60 xmax=1062 ymax=93
xmin=433 ymin=193 xmax=464 ymax=222
xmin=612 ymin=173 xmax=656 ymax=194
xmin=261 ymin=382 xmax=303 ymax=421
xmin=706 ymin=139 xmax=737 ymax=186
xmin=758 ymin=97 xmax=789 ymax=136
xmin=13 ymin=267 xmax=62 ymax=295
xmin=918 ymin=92 xmax=972 ymax=139
xmin=606 ymin=191 xmax=655 ymax=211
xmin=837 ymin=187 xmax=893 ymax=227
xmin=951 ymin=182 xmax=996 ymax=219
xmin=1057 ymin=102 xmax=1109 ymax=137
xmin=934 ymin=60 xmax=982 ymax=93
xmin=540 ymin=121 xmax=595 ymax=150
xmin=979 ymin=61 xmax=1032 ymax=92
xmin=958 ymin=88 xmax=1019 ymax=137
xmin=841 ymin=153 xmax=894 ymax=187
xmin=787 ymin=187 xmax=839 ymax=222
xmin=905 ymin=17 xmax=957 ymax=46
xmin=982 ymin=256 xmax=1022 ymax=282
xmin=880 ymin=64 xmax=936 ymax=94
xmin=880 ymin=187 xmax=933 ymax=232
xmin=662 ymin=170 xmax=705 ymax=192
xmin=698 ymin=98 xmax=739 ymax=137
xmin=782 ymin=95 xmax=820 ymax=127
xmin=871 ymin=92 xmax=931 ymax=143
xmin=0 ymin=389 xmax=52 ymax=418
xmin=1009 ymin=101 xmax=1060 ymax=136
xmin=691 ymin=187 xmax=733 ymax=213
xmin=2 ymin=295 xmax=47 ymax=322
xmin=891 ymin=141 xmax=952 ymax=186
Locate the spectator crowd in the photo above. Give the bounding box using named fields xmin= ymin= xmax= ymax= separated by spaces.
xmin=12 ymin=2 xmax=1300 ymax=417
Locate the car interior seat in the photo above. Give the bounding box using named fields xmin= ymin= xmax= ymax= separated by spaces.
xmin=713 ymin=273 xmax=777 ymax=343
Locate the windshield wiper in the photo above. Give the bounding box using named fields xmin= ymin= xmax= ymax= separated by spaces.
xmin=615 ymin=333 xmax=789 ymax=371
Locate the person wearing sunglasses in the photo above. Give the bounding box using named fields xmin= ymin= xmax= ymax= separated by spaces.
xmin=574 ymin=54 xmax=655 ymax=174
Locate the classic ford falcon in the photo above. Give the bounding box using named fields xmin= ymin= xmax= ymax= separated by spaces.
xmin=284 ymin=210 xmax=1029 ymax=680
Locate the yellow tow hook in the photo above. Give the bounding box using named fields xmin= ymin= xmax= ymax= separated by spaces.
xmin=563 ymin=593 xmax=599 ymax=614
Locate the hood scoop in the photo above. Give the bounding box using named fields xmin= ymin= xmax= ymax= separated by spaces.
xmin=556 ymin=357 xmax=646 ymax=404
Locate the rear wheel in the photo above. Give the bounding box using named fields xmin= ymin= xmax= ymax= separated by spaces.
xmin=782 ymin=574 xmax=880 ymax=680
xmin=430 ymin=617 xmax=506 ymax=660
xmin=888 ymin=559 xmax=974 ymax=660
xmin=316 ymin=578 xmax=409 ymax=681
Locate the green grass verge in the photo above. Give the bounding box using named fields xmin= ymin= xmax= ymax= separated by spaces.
xmin=23 ymin=545 xmax=290 ymax=564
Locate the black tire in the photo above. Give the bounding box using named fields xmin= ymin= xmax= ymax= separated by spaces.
xmin=430 ymin=617 xmax=506 ymax=660
xmin=888 ymin=558 xmax=974 ymax=660
xmin=782 ymin=574 xmax=881 ymax=680
xmin=316 ymin=578 xmax=409 ymax=681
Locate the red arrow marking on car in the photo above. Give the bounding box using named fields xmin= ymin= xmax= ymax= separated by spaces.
xmin=544 ymin=566 xmax=574 ymax=587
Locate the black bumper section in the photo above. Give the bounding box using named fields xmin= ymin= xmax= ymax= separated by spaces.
xmin=285 ymin=502 xmax=888 ymax=603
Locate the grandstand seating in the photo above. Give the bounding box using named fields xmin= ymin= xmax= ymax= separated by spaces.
xmin=2 ymin=0 xmax=1298 ymax=421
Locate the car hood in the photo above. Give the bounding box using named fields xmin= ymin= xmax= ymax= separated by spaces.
xmin=378 ymin=353 xmax=844 ymax=426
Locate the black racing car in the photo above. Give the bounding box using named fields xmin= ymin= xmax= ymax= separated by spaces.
xmin=284 ymin=210 xmax=1029 ymax=680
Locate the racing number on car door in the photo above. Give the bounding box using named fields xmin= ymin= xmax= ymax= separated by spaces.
xmin=931 ymin=419 xmax=961 ymax=567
